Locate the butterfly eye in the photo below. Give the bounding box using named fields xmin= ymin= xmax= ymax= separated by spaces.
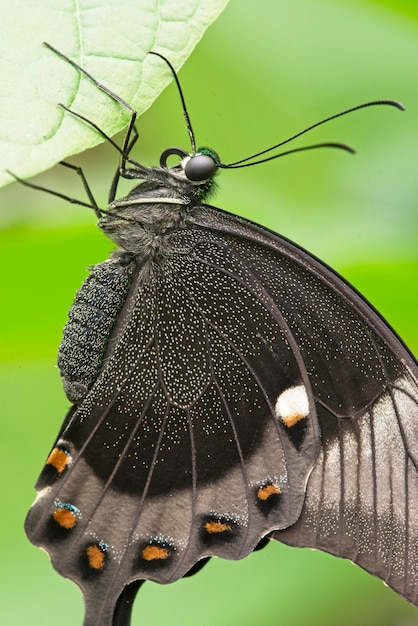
xmin=184 ymin=152 xmax=218 ymax=182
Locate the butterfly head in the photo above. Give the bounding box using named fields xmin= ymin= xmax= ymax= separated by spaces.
xmin=159 ymin=146 xmax=220 ymax=193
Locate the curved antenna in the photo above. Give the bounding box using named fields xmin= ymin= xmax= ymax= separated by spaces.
xmin=220 ymin=141 xmax=355 ymax=169
xmin=221 ymin=99 xmax=404 ymax=168
xmin=149 ymin=51 xmax=196 ymax=153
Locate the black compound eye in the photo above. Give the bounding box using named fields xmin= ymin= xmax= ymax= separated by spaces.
xmin=184 ymin=153 xmax=217 ymax=182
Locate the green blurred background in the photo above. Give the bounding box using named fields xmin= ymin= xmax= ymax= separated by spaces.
xmin=1 ymin=0 xmax=418 ymax=624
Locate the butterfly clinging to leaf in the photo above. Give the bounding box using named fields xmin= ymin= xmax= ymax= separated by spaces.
xmin=15 ymin=44 xmax=417 ymax=626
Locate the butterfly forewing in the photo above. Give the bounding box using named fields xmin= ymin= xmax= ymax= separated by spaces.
xmin=25 ymin=216 xmax=322 ymax=624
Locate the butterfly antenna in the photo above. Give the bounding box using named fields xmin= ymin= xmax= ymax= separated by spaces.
xmin=149 ymin=51 xmax=196 ymax=153
xmin=221 ymin=99 xmax=404 ymax=168
xmin=221 ymin=142 xmax=357 ymax=168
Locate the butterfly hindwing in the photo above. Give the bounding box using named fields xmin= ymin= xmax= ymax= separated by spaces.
xmin=275 ymin=352 xmax=418 ymax=604
xmin=192 ymin=204 xmax=418 ymax=605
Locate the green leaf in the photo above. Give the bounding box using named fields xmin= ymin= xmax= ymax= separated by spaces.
xmin=0 ymin=0 xmax=229 ymax=188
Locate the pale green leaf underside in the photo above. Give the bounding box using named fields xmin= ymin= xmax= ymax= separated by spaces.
xmin=0 ymin=0 xmax=229 ymax=188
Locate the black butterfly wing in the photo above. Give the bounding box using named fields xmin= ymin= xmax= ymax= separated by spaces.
xmin=191 ymin=204 xmax=418 ymax=605
xmin=25 ymin=200 xmax=418 ymax=623
xmin=25 ymin=207 xmax=323 ymax=625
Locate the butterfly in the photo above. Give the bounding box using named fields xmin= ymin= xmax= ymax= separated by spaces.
xmin=18 ymin=44 xmax=418 ymax=626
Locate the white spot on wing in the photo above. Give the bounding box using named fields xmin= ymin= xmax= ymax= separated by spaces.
xmin=33 ymin=486 xmax=52 ymax=505
xmin=275 ymin=384 xmax=309 ymax=427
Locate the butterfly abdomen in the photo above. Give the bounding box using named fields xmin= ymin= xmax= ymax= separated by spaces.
xmin=58 ymin=256 xmax=136 ymax=404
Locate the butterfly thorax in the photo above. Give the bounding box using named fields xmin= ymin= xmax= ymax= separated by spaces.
xmin=98 ymin=157 xmax=218 ymax=257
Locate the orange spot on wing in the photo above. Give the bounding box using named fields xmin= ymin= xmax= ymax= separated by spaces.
xmin=53 ymin=507 xmax=77 ymax=529
xmin=46 ymin=448 xmax=69 ymax=473
xmin=282 ymin=413 xmax=306 ymax=428
xmin=205 ymin=521 xmax=232 ymax=534
xmin=142 ymin=545 xmax=170 ymax=561
xmin=257 ymin=484 xmax=281 ymax=501
xmin=86 ymin=545 xmax=106 ymax=570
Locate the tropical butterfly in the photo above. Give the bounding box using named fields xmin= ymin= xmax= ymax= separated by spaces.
xmin=17 ymin=44 xmax=418 ymax=626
